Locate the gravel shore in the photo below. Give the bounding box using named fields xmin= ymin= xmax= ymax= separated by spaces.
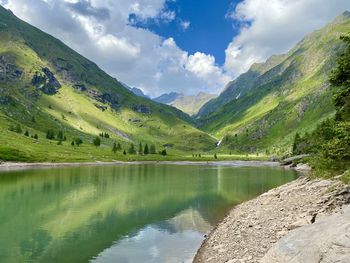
xmin=194 ymin=176 xmax=350 ymax=263
xmin=0 ymin=160 xmax=280 ymax=171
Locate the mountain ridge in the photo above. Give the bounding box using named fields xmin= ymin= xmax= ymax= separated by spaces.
xmin=196 ymin=11 xmax=350 ymax=154
xmin=0 ymin=5 xmax=215 ymax=161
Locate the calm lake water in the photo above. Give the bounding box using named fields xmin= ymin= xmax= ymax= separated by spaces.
xmin=0 ymin=164 xmax=298 ymax=263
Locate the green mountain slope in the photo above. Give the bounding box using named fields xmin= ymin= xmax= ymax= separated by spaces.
xmin=0 ymin=6 xmax=215 ymax=161
xmin=154 ymin=92 xmax=216 ymax=116
xmin=196 ymin=11 xmax=350 ymax=155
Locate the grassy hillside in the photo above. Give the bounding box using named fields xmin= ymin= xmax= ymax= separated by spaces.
xmin=197 ymin=11 xmax=350 ymax=156
xmin=0 ymin=6 xmax=216 ymax=162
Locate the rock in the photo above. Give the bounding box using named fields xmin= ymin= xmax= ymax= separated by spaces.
xmin=132 ymin=104 xmax=151 ymax=114
xmin=295 ymin=163 xmax=312 ymax=171
xmin=73 ymin=84 xmax=87 ymax=92
xmin=261 ymin=205 xmax=350 ymax=263
xmin=281 ymin=154 xmax=310 ymax=165
xmin=0 ymin=55 xmax=22 ymax=81
xmin=194 ymin=177 xmax=349 ymax=263
xmin=96 ymin=92 xmax=119 ymax=110
xmin=94 ymin=103 xmax=107 ymax=111
xmin=269 ymin=156 xmax=280 ymax=162
xmin=32 ymin=67 xmax=61 ymax=95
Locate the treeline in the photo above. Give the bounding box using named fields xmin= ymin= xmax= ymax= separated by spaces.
xmin=8 ymin=123 xmax=168 ymax=156
xmin=292 ymin=35 xmax=350 ymax=175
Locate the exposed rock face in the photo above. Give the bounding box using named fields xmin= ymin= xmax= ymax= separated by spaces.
xmin=73 ymin=84 xmax=87 ymax=92
xmin=94 ymin=92 xmax=119 ymax=110
xmin=194 ymin=177 xmax=350 ymax=263
xmin=0 ymin=55 xmax=22 ymax=81
xmin=261 ymin=205 xmax=350 ymax=263
xmin=132 ymin=104 xmax=151 ymax=114
xmin=31 ymin=67 xmax=61 ymax=95
xmin=0 ymin=95 xmax=14 ymax=105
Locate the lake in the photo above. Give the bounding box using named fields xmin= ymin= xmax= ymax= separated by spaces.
xmin=0 ymin=164 xmax=298 ymax=263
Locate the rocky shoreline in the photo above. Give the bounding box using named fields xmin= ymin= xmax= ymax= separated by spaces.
xmin=0 ymin=160 xmax=282 ymax=171
xmin=194 ymin=176 xmax=350 ymax=263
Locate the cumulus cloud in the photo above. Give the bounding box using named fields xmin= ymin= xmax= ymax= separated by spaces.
xmin=2 ymin=0 xmax=228 ymax=96
xmin=225 ymin=0 xmax=350 ymax=76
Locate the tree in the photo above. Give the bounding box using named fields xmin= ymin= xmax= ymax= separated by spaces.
xmin=93 ymin=136 xmax=101 ymax=147
xmin=160 ymin=149 xmax=167 ymax=156
xmin=46 ymin=129 xmax=55 ymax=140
xmin=24 ymin=130 xmax=29 ymax=137
xmin=57 ymin=131 xmax=64 ymax=141
xmin=112 ymin=142 xmax=117 ymax=153
xmin=128 ymin=143 xmax=136 ymax=154
xmin=144 ymin=144 xmax=149 ymax=155
xmin=292 ymin=133 xmax=301 ymax=155
xmin=150 ymin=145 xmax=156 ymax=154
xmin=138 ymin=143 xmax=143 ymax=155
xmin=75 ymin=138 xmax=83 ymax=146
xmin=330 ymin=35 xmax=350 ymax=122
xmin=14 ymin=124 xmax=23 ymax=133
xmin=117 ymin=143 xmax=122 ymax=151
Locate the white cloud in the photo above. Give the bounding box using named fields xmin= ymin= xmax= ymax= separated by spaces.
xmin=2 ymin=0 xmax=228 ymax=96
xmin=180 ymin=20 xmax=190 ymax=31
xmin=225 ymin=0 xmax=350 ymax=76
xmin=186 ymin=52 xmax=230 ymax=87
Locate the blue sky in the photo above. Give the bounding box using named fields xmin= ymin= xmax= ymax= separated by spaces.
xmin=131 ymin=0 xmax=241 ymax=66
xmin=3 ymin=0 xmax=350 ymax=96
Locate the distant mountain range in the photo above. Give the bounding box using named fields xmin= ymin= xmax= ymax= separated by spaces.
xmin=154 ymin=92 xmax=216 ymax=116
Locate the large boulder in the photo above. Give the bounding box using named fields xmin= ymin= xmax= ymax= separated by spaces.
xmin=261 ymin=205 xmax=350 ymax=263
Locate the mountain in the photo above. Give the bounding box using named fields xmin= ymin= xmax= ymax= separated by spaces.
xmin=130 ymin=87 xmax=149 ymax=98
xmin=154 ymin=92 xmax=216 ymax=116
xmin=120 ymin=82 xmax=149 ymax=98
xmin=0 ymin=6 xmax=215 ymax=161
xmin=196 ymin=11 xmax=350 ymax=155
xmin=154 ymin=92 xmax=182 ymax=104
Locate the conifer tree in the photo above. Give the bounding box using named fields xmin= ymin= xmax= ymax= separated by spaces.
xmin=117 ymin=143 xmax=122 ymax=151
xmin=128 ymin=143 xmax=136 ymax=154
xmin=139 ymin=143 xmax=143 ymax=155
xmin=150 ymin=145 xmax=156 ymax=154
xmin=144 ymin=144 xmax=149 ymax=155
xmin=112 ymin=142 xmax=117 ymax=153
xmin=93 ymin=136 xmax=101 ymax=147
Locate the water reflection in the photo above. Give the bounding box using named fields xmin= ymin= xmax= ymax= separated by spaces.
xmin=0 ymin=164 xmax=297 ymax=263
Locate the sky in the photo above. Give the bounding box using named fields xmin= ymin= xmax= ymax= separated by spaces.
xmin=1 ymin=0 xmax=350 ymax=97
